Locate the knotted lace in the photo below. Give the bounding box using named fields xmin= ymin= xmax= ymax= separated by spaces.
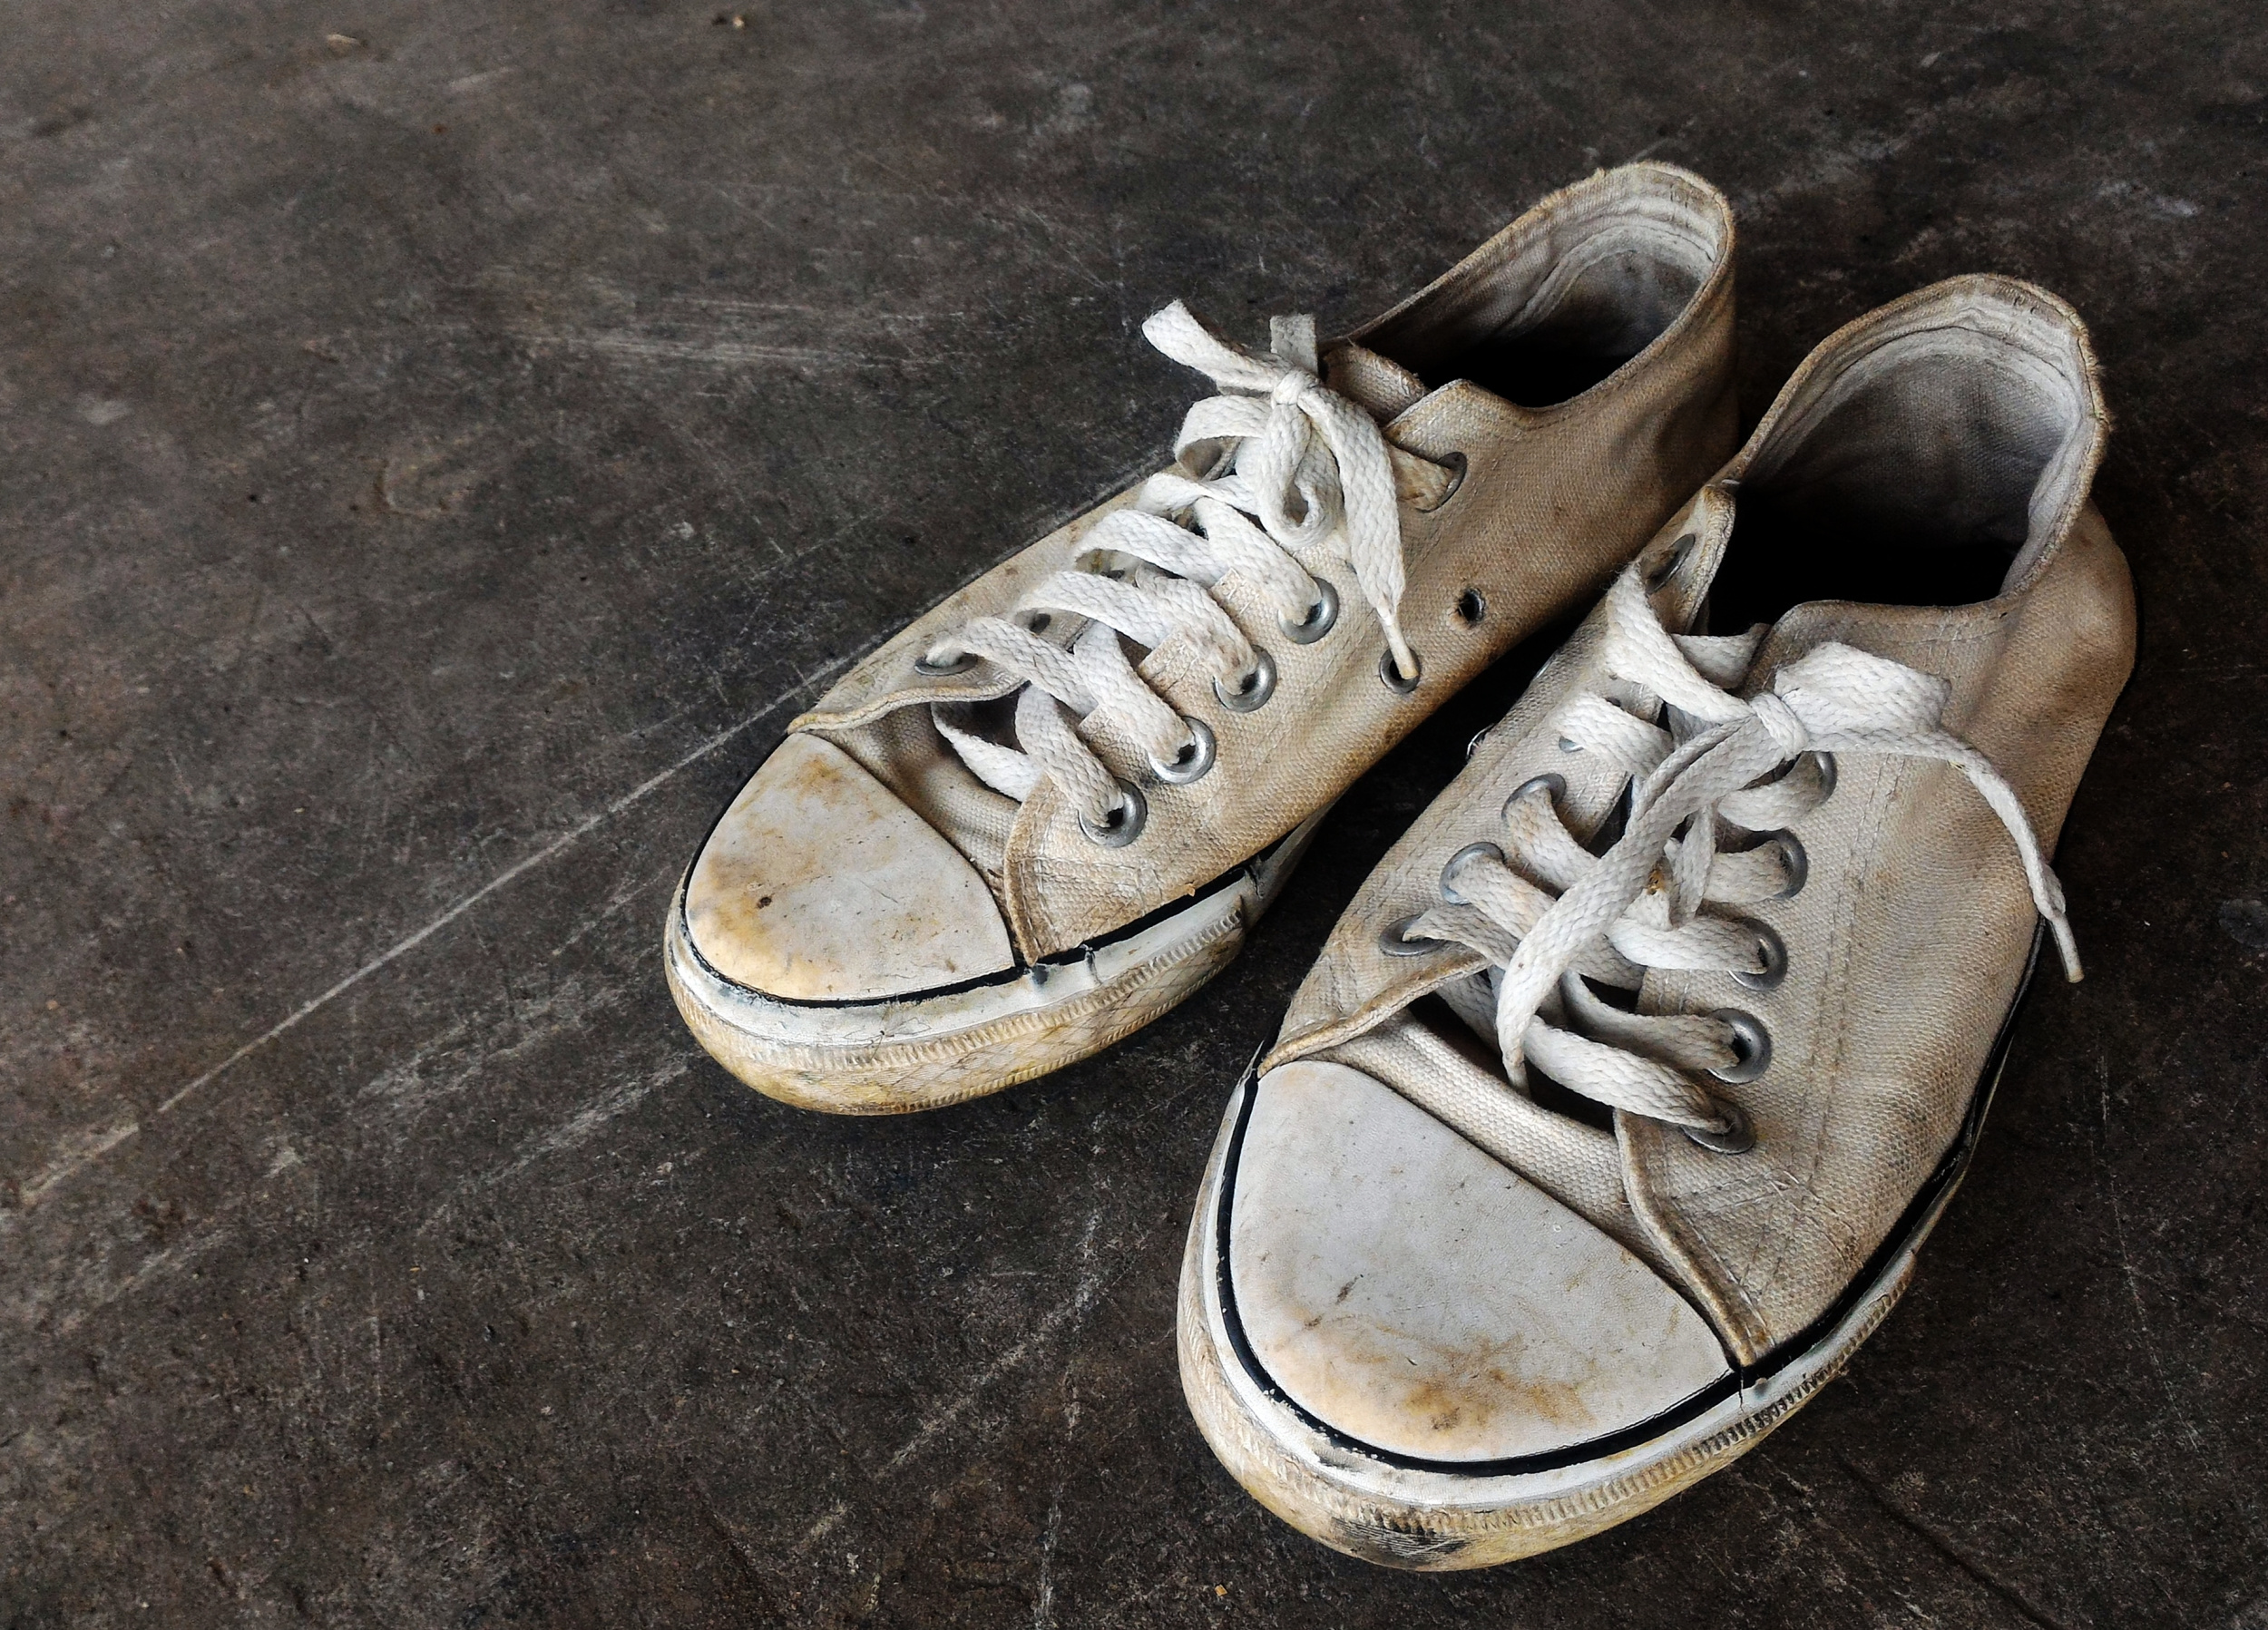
xmin=921 ymin=302 xmax=1417 ymax=832
xmin=1397 ymin=562 xmax=2080 ymax=1146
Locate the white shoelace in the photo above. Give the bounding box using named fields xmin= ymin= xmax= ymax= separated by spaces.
xmin=922 ymin=302 xmax=1417 ymax=838
xmin=1396 ymin=562 xmax=2080 ymax=1148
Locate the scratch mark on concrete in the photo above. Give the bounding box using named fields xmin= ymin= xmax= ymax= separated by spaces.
xmin=54 ymin=1228 xmax=228 ymax=1336
xmin=797 ymin=1499 xmax=850 ymax=1550
xmin=1009 ymin=203 xmax=1117 ymax=294
xmin=529 ymin=332 xmax=956 ymax=370
xmin=13 ymin=1118 xmax=141 ymax=1213
xmin=2126 ymin=1264 xmax=2268 ymax=1339
xmin=551 ymin=859 xmax=683 ymax=957
xmin=2098 ymin=1052 xmax=2205 ymax=1456
xmin=1032 ymin=1480 xmax=1064 ymax=1630
xmin=446 ymin=67 xmax=515 ymax=95
xmin=693 ymin=1480 xmax=775 ymax=1604
xmin=1835 ymin=1454 xmax=2075 ymax=1630
xmin=490 ymin=1059 xmax=689 ymax=1186
xmin=154 ymin=652 xmax=858 ymax=1119
xmin=884 ymin=1209 xmax=1109 ymax=1472
xmin=1735 ymin=84 xmax=1999 ymax=222
xmin=665 ymin=296 xmax=963 ymax=323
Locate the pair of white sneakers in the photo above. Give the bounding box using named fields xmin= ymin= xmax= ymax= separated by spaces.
xmin=664 ymin=164 xmax=2134 ymax=1567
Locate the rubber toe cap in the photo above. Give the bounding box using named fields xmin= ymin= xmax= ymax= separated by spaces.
xmin=1227 ymin=1059 xmax=1731 ymax=1463
xmin=683 ymin=732 xmax=1015 ymax=1001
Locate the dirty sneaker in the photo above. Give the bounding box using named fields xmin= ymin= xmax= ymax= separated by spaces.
xmin=666 ymin=164 xmax=1738 ymax=1113
xmin=1178 ymin=276 xmax=2135 ymax=1566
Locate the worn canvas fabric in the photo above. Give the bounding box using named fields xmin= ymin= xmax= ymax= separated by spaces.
xmin=1178 ymin=274 xmax=2136 ymax=1567
xmin=797 ymin=171 xmax=1741 ymax=959
xmin=669 ymin=163 xmax=1743 ymax=1110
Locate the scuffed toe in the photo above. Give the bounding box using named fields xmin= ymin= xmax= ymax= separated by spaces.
xmin=1227 ymin=1060 xmax=1730 ymax=1463
xmin=684 ymin=732 xmax=1014 ymax=1001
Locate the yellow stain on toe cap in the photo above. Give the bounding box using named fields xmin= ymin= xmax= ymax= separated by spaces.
xmin=685 ymin=732 xmax=1013 ymax=1001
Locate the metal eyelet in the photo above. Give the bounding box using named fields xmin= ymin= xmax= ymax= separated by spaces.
xmin=1756 ymin=831 xmax=1808 ymax=899
xmin=1410 ymin=450 xmax=1467 ymax=512
xmin=1645 ymin=532 xmax=1696 ymax=591
xmin=1379 ymin=649 xmax=1422 ymax=696
xmin=1731 ymin=921 xmax=1787 ymax=991
xmin=1377 ymin=914 xmax=1447 ymax=957
xmin=1707 ymin=1009 xmax=1773 ymax=1084
xmin=1213 ymin=649 xmax=1276 ymax=713
xmin=1149 ymin=718 xmax=1216 ymax=786
xmin=914 ymin=649 xmax=978 ymax=677
xmin=1277 ymin=578 xmax=1338 ymax=644
xmin=1559 ymin=736 xmax=1582 ymax=754
xmin=1808 ymin=750 xmax=1837 ymax=804
xmin=1683 ymin=1098 xmax=1755 ymax=1155
xmin=1078 ymin=783 xmax=1148 ymax=848
xmin=1439 ymin=842 xmax=1506 ymax=906
xmin=1454 ymin=588 xmax=1486 ymax=626
xmin=1501 ymin=773 xmax=1567 ymax=821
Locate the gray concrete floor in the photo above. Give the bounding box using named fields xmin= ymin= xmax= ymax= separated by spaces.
xmin=4 ymin=3 xmax=2264 ymax=1625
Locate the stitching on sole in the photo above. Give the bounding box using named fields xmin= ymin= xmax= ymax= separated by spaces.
xmin=670 ymin=905 xmax=1248 ymax=1112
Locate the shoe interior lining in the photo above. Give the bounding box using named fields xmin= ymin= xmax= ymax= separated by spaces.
xmin=1710 ymin=296 xmax=2099 ymax=630
xmin=1353 ymin=170 xmax=1727 ymax=409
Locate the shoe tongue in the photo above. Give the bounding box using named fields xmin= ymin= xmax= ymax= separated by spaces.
xmin=1324 ymin=342 xmax=1429 ymax=421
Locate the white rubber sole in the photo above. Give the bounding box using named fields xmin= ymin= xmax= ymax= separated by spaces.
xmin=1177 ymin=943 xmax=2035 ymax=1568
xmin=665 ymin=811 xmax=1328 ymax=1114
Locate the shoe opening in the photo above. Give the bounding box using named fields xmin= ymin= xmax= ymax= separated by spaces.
xmin=1710 ymin=278 xmax=2106 ymax=630
xmin=1349 ymin=164 xmax=1730 ymax=409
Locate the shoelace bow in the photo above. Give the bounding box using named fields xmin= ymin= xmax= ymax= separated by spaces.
xmin=923 ymin=301 xmax=1416 ymax=837
xmin=1397 ymin=564 xmax=2080 ymax=1149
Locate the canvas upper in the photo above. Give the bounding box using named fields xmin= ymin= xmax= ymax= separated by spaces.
xmin=1219 ymin=275 xmax=2136 ymax=1460
xmin=678 ymin=164 xmax=1740 ymax=1010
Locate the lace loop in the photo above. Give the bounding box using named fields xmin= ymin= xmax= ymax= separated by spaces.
xmin=1145 ymin=301 xmax=1416 ymax=676
xmin=920 ymin=300 xmax=1428 ymax=831
xmin=1747 ymin=690 xmax=1810 ymax=758
xmin=1419 ymin=556 xmax=2083 ymax=1150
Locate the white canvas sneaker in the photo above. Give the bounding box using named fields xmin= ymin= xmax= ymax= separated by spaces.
xmin=1178 ymin=276 xmax=2136 ymax=1567
xmin=667 ymin=165 xmax=1740 ymax=1112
